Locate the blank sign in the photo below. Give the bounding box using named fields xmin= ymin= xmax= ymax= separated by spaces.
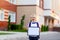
xmin=28 ymin=27 xmax=40 ymax=35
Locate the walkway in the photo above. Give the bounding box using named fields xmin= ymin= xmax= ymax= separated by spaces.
xmin=0 ymin=31 xmax=60 ymax=40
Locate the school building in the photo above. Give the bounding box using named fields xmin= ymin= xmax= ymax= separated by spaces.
xmin=0 ymin=0 xmax=60 ymax=31
xmin=0 ymin=0 xmax=16 ymax=30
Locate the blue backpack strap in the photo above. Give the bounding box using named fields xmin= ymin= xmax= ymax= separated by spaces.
xmin=29 ymin=22 xmax=31 ymax=27
xmin=37 ymin=22 xmax=39 ymax=27
xmin=29 ymin=22 xmax=39 ymax=27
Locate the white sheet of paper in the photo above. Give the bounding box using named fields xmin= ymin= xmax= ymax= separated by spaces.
xmin=31 ymin=23 xmax=37 ymax=27
xmin=28 ymin=28 xmax=40 ymax=35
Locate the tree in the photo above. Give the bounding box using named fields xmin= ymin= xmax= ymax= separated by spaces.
xmin=20 ymin=15 xmax=25 ymax=29
xmin=8 ymin=15 xmax=11 ymax=30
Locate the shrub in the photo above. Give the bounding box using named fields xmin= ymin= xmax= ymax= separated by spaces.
xmin=41 ymin=25 xmax=48 ymax=32
xmin=8 ymin=15 xmax=11 ymax=30
xmin=19 ymin=15 xmax=25 ymax=29
xmin=10 ymin=24 xmax=19 ymax=30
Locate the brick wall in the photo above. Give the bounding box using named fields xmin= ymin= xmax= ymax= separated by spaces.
xmin=0 ymin=0 xmax=16 ymax=30
xmin=0 ymin=0 xmax=16 ymax=12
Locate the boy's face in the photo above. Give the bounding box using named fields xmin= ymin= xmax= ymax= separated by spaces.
xmin=31 ymin=17 xmax=36 ymax=22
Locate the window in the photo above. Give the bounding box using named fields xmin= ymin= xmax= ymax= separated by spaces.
xmin=44 ymin=0 xmax=52 ymax=9
xmin=0 ymin=10 xmax=4 ymax=21
xmin=9 ymin=0 xmax=16 ymax=4
xmin=9 ymin=12 xmax=16 ymax=22
xmin=0 ymin=13 xmax=4 ymax=21
xmin=1 ymin=13 xmax=4 ymax=20
xmin=10 ymin=13 xmax=15 ymax=22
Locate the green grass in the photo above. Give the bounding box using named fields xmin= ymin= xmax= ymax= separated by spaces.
xmin=9 ymin=29 xmax=27 ymax=32
xmin=0 ymin=33 xmax=12 ymax=35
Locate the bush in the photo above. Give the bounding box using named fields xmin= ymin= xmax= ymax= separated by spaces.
xmin=8 ymin=15 xmax=11 ymax=30
xmin=10 ymin=24 xmax=19 ymax=30
xmin=19 ymin=15 xmax=25 ymax=29
xmin=8 ymin=24 xmax=27 ymax=32
xmin=41 ymin=25 xmax=48 ymax=32
xmin=14 ymin=29 xmax=27 ymax=32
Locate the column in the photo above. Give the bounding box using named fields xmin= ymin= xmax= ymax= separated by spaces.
xmin=48 ymin=18 xmax=54 ymax=31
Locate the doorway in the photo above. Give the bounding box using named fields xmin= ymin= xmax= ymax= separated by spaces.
xmin=44 ymin=16 xmax=54 ymax=31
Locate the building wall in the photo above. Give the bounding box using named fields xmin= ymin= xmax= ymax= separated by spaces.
xmin=17 ymin=5 xmax=43 ymax=28
xmin=0 ymin=21 xmax=8 ymax=30
xmin=36 ymin=6 xmax=43 ymax=27
xmin=52 ymin=0 xmax=60 ymax=14
xmin=17 ymin=5 xmax=36 ymax=28
xmin=16 ymin=0 xmax=60 ymax=31
xmin=52 ymin=0 xmax=60 ymax=27
xmin=0 ymin=0 xmax=16 ymax=30
xmin=0 ymin=0 xmax=16 ymax=12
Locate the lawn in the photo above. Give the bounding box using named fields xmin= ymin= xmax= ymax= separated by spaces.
xmin=9 ymin=29 xmax=27 ymax=32
xmin=0 ymin=33 xmax=13 ymax=35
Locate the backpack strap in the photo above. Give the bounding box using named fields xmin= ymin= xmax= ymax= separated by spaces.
xmin=29 ymin=22 xmax=39 ymax=27
xmin=29 ymin=22 xmax=31 ymax=27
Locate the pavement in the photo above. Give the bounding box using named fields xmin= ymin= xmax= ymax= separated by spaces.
xmin=0 ymin=31 xmax=60 ymax=40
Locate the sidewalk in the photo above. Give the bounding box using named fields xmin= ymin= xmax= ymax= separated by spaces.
xmin=0 ymin=31 xmax=60 ymax=40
